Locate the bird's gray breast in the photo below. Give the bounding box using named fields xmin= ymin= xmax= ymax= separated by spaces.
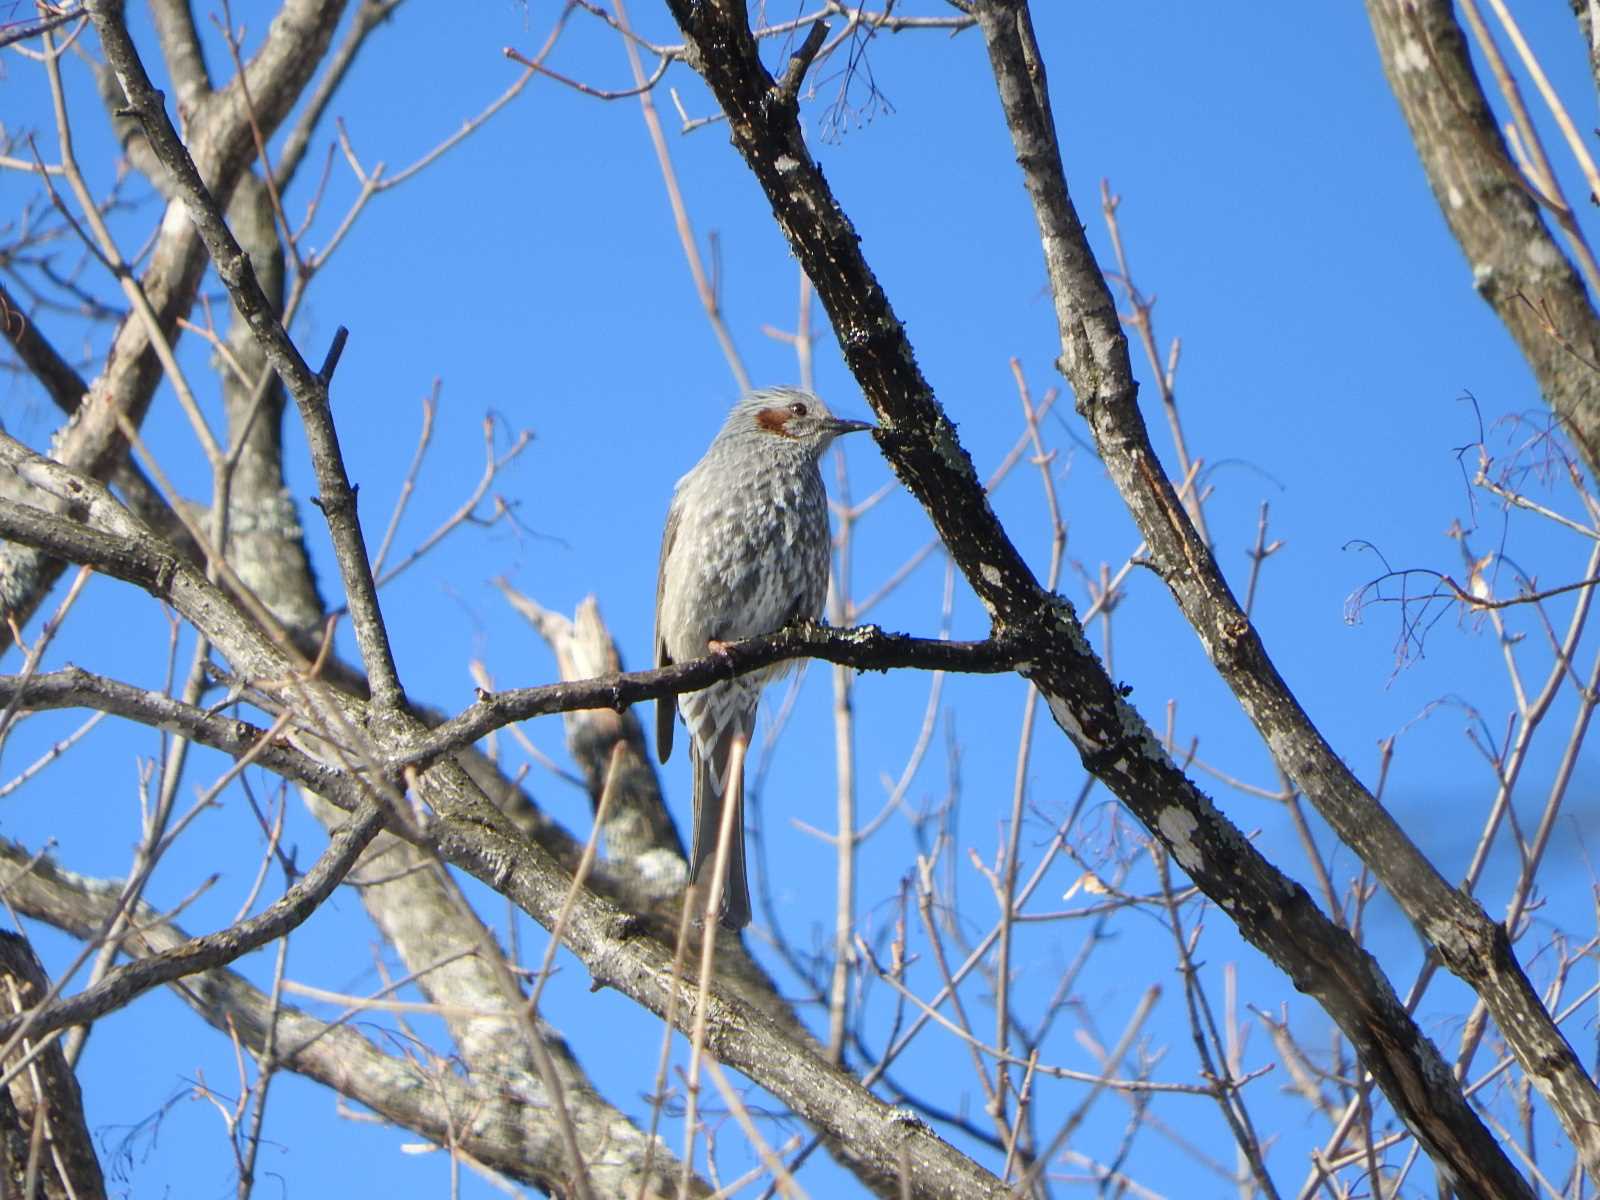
xmin=660 ymin=451 xmax=830 ymax=658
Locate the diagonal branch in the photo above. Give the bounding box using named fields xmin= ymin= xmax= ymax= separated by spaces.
xmin=973 ymin=0 xmax=1600 ymax=1186
xmin=659 ymin=0 xmax=1535 ymax=1194
xmin=1366 ymin=0 xmax=1600 ymax=478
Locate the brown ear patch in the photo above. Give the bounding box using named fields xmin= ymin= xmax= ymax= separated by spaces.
xmin=755 ymin=407 xmax=795 ymax=436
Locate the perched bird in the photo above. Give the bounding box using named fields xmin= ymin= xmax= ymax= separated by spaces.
xmin=654 ymin=388 xmax=873 ymax=930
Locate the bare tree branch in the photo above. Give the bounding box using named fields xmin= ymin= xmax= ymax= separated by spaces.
xmin=1366 ymin=0 xmax=1600 ymax=477
xmin=0 ymin=0 xmax=349 ymax=649
xmin=973 ymin=0 xmax=1592 ymax=1189
xmin=0 ymin=800 xmax=382 ymax=1045
xmin=656 ymin=0 xmax=1537 ymax=1193
xmin=0 ymin=931 xmax=107 ymax=1200
xmin=0 ymin=839 xmax=706 ymax=1197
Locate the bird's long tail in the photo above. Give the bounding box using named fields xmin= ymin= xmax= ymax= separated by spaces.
xmin=689 ymin=729 xmax=752 ymax=931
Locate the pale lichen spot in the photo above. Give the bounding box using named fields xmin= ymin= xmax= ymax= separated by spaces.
xmin=1446 ymin=185 xmax=1464 ymax=210
xmin=1527 ymin=238 xmax=1562 ymax=270
xmin=980 ymin=562 xmax=1002 ymax=588
xmin=1397 ymin=37 xmax=1429 ymax=73
xmin=1157 ymin=806 xmax=1203 ymax=873
xmin=1471 ymin=262 xmax=1494 ymax=290
xmin=1046 ymin=693 xmax=1101 ymax=750
xmin=933 ymin=425 xmax=972 ymax=476
xmin=1114 ymin=697 xmax=1175 ymax=770
xmin=776 ymin=154 xmax=801 ymax=174
xmin=1042 ymin=595 xmax=1094 ymax=656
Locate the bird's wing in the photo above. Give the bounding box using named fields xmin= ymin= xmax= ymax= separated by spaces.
xmin=653 ymin=494 xmax=682 ymax=764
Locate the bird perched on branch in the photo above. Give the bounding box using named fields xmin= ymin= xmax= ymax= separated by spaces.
xmin=654 ymin=387 xmax=874 ymax=930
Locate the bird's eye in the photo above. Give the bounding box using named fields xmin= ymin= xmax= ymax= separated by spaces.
xmin=789 ymin=401 xmax=809 ymax=417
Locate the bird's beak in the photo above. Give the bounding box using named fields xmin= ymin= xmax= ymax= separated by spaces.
xmin=826 ymin=417 xmax=875 ymax=436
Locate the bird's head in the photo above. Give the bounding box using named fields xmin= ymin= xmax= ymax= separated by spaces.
xmin=721 ymin=387 xmax=875 ymax=458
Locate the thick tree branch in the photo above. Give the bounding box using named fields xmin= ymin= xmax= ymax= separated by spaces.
xmin=1367 ymin=0 xmax=1600 ymax=478
xmin=0 ymin=932 xmax=106 ymax=1200
xmin=659 ymin=0 xmax=1534 ymax=1194
xmin=974 ymin=0 xmax=1597 ymax=1187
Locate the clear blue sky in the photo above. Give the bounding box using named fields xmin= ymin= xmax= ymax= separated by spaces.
xmin=5 ymin=2 xmax=1598 ymax=1195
